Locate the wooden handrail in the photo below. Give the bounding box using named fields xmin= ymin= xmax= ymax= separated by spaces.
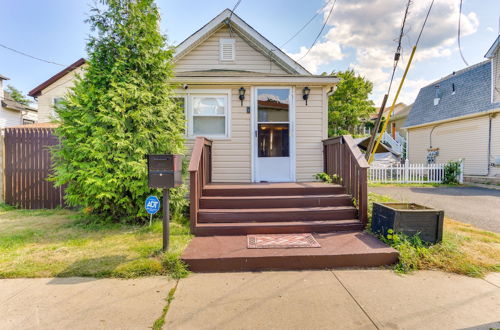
xmin=189 ymin=137 xmax=212 ymax=232
xmin=323 ymin=135 xmax=368 ymax=226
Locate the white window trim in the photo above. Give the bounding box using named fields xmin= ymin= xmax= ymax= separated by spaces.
xmin=219 ymin=38 xmax=235 ymax=62
xmin=176 ymin=89 xmax=232 ymax=140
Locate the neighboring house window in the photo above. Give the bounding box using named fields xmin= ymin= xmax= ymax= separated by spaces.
xmin=23 ymin=119 xmax=35 ymax=125
xmin=52 ymin=97 xmax=65 ymax=118
xmin=185 ymin=92 xmax=230 ymax=138
xmin=219 ymin=38 xmax=235 ymax=61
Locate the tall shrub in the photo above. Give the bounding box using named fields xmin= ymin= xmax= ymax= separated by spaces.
xmin=52 ymin=0 xmax=185 ymax=222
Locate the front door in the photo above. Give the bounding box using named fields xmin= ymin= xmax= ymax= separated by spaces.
xmin=253 ymin=87 xmax=294 ymax=182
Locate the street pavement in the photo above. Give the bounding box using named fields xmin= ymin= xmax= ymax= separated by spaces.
xmin=370 ymin=186 xmax=500 ymax=233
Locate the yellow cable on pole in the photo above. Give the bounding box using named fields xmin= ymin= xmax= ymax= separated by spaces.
xmin=368 ymin=45 xmax=417 ymax=164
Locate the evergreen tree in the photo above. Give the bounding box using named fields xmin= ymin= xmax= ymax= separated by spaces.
xmin=328 ymin=69 xmax=374 ymax=136
xmin=5 ymin=85 xmax=30 ymax=106
xmin=52 ymin=0 xmax=186 ymax=222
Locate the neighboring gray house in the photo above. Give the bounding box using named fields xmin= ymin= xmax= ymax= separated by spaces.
xmin=0 ymin=74 xmax=37 ymax=127
xmin=404 ymin=35 xmax=500 ymax=182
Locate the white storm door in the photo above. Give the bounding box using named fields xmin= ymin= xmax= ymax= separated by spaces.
xmin=254 ymin=87 xmax=294 ymax=182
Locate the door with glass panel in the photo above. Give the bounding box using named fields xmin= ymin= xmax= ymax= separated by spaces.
xmin=254 ymin=88 xmax=294 ymax=182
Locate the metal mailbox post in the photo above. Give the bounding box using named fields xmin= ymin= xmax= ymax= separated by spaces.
xmin=147 ymin=154 xmax=183 ymax=251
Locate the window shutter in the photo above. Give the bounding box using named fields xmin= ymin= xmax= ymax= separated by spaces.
xmin=219 ymin=39 xmax=235 ymax=61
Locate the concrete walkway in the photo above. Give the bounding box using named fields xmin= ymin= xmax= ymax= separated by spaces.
xmin=1 ymin=271 xmax=499 ymax=329
xmin=0 ymin=277 xmax=175 ymax=329
xmin=369 ymin=186 xmax=500 ymax=233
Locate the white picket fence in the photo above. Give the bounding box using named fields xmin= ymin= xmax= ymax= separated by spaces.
xmin=369 ymin=161 xmax=464 ymax=184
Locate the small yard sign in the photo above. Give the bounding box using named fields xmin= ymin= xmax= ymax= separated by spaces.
xmin=145 ymin=196 xmax=160 ymax=214
xmin=145 ymin=196 xmax=160 ymax=227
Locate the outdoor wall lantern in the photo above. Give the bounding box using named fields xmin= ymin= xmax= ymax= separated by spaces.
xmin=239 ymin=87 xmax=246 ymax=106
xmin=302 ymin=86 xmax=310 ymax=105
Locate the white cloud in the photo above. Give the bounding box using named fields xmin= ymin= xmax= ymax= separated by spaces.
xmin=286 ymin=0 xmax=480 ymax=104
xmin=286 ymin=40 xmax=343 ymax=73
xmin=486 ymin=27 xmax=494 ymax=33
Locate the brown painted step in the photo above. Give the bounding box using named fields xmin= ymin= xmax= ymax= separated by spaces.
xmin=203 ymin=182 xmax=345 ymax=197
xmin=199 ymin=194 xmax=353 ymax=209
xmin=194 ymin=219 xmax=363 ymax=236
xmin=198 ymin=206 xmax=357 ymax=223
xmin=182 ymin=231 xmax=399 ymax=272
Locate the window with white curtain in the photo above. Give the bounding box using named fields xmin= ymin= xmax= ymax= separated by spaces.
xmin=183 ymin=91 xmax=230 ymax=138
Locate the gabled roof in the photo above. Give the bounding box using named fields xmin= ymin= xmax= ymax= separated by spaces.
xmin=485 ymin=34 xmax=500 ymax=59
xmin=174 ymin=9 xmax=311 ymax=76
xmin=405 ymin=60 xmax=500 ymax=128
xmin=28 ymin=58 xmax=86 ymax=97
xmin=0 ymin=74 xmax=9 ymax=80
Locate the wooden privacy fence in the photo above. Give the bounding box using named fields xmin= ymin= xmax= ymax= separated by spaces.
xmin=369 ymin=160 xmax=464 ymax=184
xmin=4 ymin=126 xmax=64 ymax=209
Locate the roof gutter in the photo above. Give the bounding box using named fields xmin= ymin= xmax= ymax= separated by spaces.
xmin=403 ymin=107 xmax=500 ymax=130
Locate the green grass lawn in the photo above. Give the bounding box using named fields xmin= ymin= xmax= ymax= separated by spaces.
xmin=368 ymin=192 xmax=500 ymax=277
xmin=0 ymin=205 xmax=191 ymax=279
xmin=1 ymin=193 xmax=498 ymax=279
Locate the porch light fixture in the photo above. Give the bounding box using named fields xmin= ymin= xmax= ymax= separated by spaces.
xmin=239 ymin=87 xmax=246 ymax=106
xmin=302 ymin=86 xmax=310 ymax=105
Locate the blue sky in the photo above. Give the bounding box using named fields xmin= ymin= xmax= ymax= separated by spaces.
xmin=1 ymin=0 xmax=499 ymax=106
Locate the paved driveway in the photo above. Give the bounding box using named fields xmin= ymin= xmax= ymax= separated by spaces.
xmin=370 ymin=186 xmax=500 ymax=233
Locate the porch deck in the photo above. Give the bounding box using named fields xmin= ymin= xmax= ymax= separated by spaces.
xmin=183 ymin=231 xmax=399 ymax=272
xmin=183 ymin=137 xmax=398 ymax=272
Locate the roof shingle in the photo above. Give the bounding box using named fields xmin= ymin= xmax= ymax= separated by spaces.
xmin=405 ymin=60 xmax=500 ymax=128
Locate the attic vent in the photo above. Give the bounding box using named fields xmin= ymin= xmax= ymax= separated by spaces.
xmin=219 ymin=38 xmax=235 ymax=61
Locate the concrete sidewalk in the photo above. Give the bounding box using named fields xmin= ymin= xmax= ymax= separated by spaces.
xmin=0 ymin=277 xmax=175 ymax=329
xmin=1 ymin=271 xmax=499 ymax=330
xmin=166 ymin=270 xmax=500 ymax=330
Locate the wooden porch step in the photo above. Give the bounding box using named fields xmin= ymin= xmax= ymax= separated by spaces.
xmin=198 ymin=206 xmax=357 ymax=223
xmin=203 ymin=182 xmax=345 ymax=197
xmin=199 ymin=194 xmax=353 ymax=209
xmin=193 ymin=219 xmax=363 ymax=236
xmin=182 ymin=231 xmax=399 ymax=272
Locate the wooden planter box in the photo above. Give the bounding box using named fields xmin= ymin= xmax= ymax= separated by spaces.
xmin=371 ymin=203 xmax=444 ymax=243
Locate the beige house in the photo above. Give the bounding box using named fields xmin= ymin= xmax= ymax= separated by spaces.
xmin=28 ymin=9 xmax=337 ymax=183
xmin=28 ymin=58 xmax=85 ymax=123
xmin=404 ymin=35 xmax=500 ymax=182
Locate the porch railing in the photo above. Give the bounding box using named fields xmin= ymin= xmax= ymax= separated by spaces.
xmin=323 ymin=135 xmax=369 ymax=225
xmin=188 ymin=137 xmax=212 ymax=232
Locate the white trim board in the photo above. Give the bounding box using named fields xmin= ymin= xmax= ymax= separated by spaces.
xmin=404 ymin=108 xmax=500 ymax=130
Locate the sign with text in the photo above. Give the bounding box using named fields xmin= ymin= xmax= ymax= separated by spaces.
xmin=145 ymin=196 xmax=160 ymax=215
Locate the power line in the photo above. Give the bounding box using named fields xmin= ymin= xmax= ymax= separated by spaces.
xmin=280 ymin=0 xmax=334 ymax=49
xmin=299 ymin=0 xmax=337 ymax=61
xmin=0 ymin=43 xmax=66 ymax=67
xmin=457 ymin=0 xmax=469 ymax=66
xmin=416 ymin=0 xmax=434 ymax=46
xmin=228 ymin=0 xmax=242 ymax=22
xmin=227 ymin=0 xmax=242 ymax=37
xmin=387 ymin=0 xmax=412 ymax=97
